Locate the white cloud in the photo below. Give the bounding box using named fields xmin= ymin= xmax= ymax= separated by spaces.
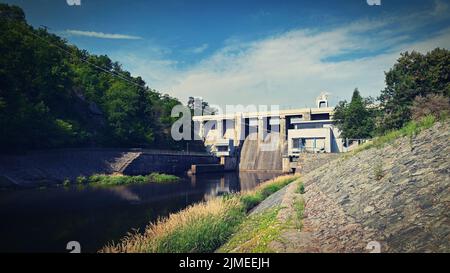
xmin=188 ymin=43 xmax=209 ymax=54
xmin=110 ymin=1 xmax=450 ymax=108
xmin=65 ymin=29 xmax=142 ymax=40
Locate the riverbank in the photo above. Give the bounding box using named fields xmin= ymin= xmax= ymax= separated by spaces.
xmin=220 ymin=119 xmax=449 ymax=253
xmin=218 ymin=180 xmax=305 ymax=253
xmin=100 ymin=174 xmax=299 ymax=253
xmin=0 ymin=148 xmax=217 ymax=188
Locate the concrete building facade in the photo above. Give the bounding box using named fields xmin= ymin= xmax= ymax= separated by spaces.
xmin=193 ymin=96 xmax=344 ymax=162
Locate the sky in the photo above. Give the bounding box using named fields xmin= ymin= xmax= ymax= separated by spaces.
xmin=3 ymin=0 xmax=450 ymax=109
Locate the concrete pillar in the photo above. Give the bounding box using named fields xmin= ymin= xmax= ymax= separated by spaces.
xmin=280 ymin=115 xmax=287 ymax=156
xmin=282 ymin=157 xmax=291 ymax=173
xmin=325 ymin=128 xmax=332 ymax=153
xmin=198 ymin=121 xmax=204 ymax=140
xmin=304 ymin=110 xmax=311 ymax=121
xmin=234 ymin=113 xmax=244 ymax=147
xmin=258 ymin=116 xmax=265 ymax=142
xmin=216 ymin=118 xmax=223 ymax=140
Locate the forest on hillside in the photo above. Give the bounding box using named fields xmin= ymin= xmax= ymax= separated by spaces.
xmin=0 ymin=4 xmax=200 ymax=153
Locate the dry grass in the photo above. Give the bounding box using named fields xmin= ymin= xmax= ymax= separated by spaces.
xmin=100 ymin=174 xmax=299 ymax=253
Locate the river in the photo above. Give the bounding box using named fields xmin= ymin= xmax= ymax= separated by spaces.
xmin=0 ymin=171 xmax=280 ymax=253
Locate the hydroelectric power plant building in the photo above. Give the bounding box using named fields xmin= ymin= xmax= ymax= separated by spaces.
xmin=193 ymin=95 xmax=345 ymax=172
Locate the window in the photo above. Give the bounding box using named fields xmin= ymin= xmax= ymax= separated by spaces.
xmin=217 ymin=145 xmax=228 ymax=152
xmin=311 ymin=113 xmax=330 ymax=120
xmin=292 ymin=138 xmax=305 ymax=149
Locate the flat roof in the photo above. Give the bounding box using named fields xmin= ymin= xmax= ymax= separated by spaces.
xmin=193 ymin=107 xmax=334 ymax=121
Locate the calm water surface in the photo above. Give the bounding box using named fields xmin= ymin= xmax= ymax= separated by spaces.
xmin=0 ymin=172 xmax=280 ymax=253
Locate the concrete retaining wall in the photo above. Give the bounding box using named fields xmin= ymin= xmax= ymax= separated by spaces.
xmin=0 ymin=148 xmax=218 ymax=187
xmin=124 ymin=152 xmax=218 ymax=175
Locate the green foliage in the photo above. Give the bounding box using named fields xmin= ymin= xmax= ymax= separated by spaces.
xmin=0 ymin=4 xmax=195 ymax=152
xmin=101 ymin=175 xmax=299 ymax=253
xmin=147 ymin=173 xmax=180 ymax=183
xmin=378 ymin=48 xmax=450 ymax=133
xmin=296 ymin=182 xmax=305 ymax=194
xmin=76 ymin=176 xmax=87 ymax=184
xmin=62 ymin=179 xmax=71 ymax=187
xmin=293 ymin=196 xmax=305 ymax=229
xmin=240 ymin=176 xmax=298 ymax=211
xmin=150 ymin=199 xmax=246 ymax=253
xmin=333 ymin=89 xmax=376 ymax=139
xmin=217 ymin=207 xmax=281 ymax=253
xmin=346 ymin=114 xmax=438 ymax=156
xmin=374 ymin=162 xmax=384 ymax=181
xmin=85 ymin=173 xmax=179 ymax=186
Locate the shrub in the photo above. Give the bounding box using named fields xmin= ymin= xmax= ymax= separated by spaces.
xmin=410 ymin=94 xmax=450 ymax=122
xmin=87 ymin=173 xmax=179 ymax=187
xmin=76 ymin=176 xmax=87 ymax=184
xmin=296 ymin=182 xmax=305 ymax=194
xmin=147 ymin=173 xmax=180 ymax=183
xmin=374 ymin=162 xmax=384 ymax=180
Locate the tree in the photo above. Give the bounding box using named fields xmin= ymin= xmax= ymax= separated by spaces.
xmin=333 ymin=89 xmax=376 ymax=140
xmin=0 ymin=4 xmax=192 ymax=152
xmin=378 ymin=48 xmax=450 ymax=133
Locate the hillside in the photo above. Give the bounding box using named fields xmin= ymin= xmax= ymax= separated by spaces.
xmin=0 ymin=4 xmax=193 ymax=152
xmin=227 ymin=120 xmax=449 ymax=253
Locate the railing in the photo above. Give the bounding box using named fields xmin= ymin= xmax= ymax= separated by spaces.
xmin=290 ymin=145 xmax=326 ymax=154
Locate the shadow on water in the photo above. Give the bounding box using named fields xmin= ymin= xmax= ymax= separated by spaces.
xmin=0 ymin=171 xmax=281 ymax=253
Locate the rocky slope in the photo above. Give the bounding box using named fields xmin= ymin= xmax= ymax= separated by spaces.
xmin=256 ymin=120 xmax=450 ymax=252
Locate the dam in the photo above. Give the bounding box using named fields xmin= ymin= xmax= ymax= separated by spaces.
xmin=192 ymin=95 xmax=344 ymax=173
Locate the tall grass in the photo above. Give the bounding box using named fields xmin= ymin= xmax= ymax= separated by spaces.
xmin=100 ymin=174 xmax=299 ymax=253
xmin=347 ymin=115 xmax=437 ymax=156
xmin=240 ymin=175 xmax=299 ymax=211
xmin=217 ymin=207 xmax=281 ymax=253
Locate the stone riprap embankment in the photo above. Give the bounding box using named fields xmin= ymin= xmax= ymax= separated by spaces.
xmin=0 ymin=148 xmax=217 ymax=188
xmin=300 ymin=121 xmax=449 ymax=252
xmin=252 ymin=121 xmax=449 ymax=252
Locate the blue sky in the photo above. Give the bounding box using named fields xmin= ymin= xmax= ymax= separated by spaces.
xmin=3 ymin=0 xmax=450 ymax=108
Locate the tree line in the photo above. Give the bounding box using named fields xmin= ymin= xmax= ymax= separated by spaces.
xmin=0 ymin=4 xmax=203 ymax=153
xmin=333 ymin=48 xmax=450 ymax=140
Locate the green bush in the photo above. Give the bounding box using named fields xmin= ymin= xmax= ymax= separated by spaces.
xmin=62 ymin=179 xmax=71 ymax=187
xmin=374 ymin=162 xmax=384 ymax=180
xmin=296 ymin=182 xmax=305 ymax=194
xmin=76 ymin=176 xmax=87 ymax=184
xmin=87 ymin=173 xmax=179 ymax=187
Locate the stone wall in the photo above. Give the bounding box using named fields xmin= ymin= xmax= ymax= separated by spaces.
xmin=124 ymin=152 xmax=218 ymax=175
xmin=299 ymin=121 xmax=450 ymax=252
xmin=295 ymin=153 xmax=340 ymax=175
xmin=0 ymin=148 xmax=218 ymax=187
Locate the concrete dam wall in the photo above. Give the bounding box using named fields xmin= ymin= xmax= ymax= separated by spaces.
xmin=0 ymin=148 xmax=218 ymax=187
xmin=239 ymin=133 xmax=283 ymax=171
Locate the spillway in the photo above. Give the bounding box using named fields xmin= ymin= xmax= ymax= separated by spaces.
xmin=238 ymin=133 xmax=283 ymax=171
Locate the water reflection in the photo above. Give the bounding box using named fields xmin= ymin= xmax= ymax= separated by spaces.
xmin=0 ymin=171 xmax=280 ymax=253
